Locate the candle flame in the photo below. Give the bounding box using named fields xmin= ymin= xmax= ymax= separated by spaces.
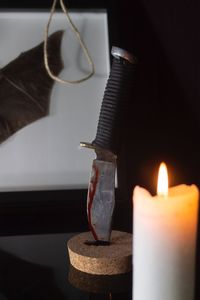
xmin=157 ymin=162 xmax=168 ymax=197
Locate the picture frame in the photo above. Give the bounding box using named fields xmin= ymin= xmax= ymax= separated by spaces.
xmin=0 ymin=1 xmax=116 ymax=235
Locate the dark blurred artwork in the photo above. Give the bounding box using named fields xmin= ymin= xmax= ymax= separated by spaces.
xmin=0 ymin=30 xmax=63 ymax=143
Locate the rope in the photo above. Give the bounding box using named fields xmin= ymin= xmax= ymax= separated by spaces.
xmin=44 ymin=0 xmax=95 ymax=84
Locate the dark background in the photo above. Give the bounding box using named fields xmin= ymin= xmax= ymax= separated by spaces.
xmin=112 ymin=0 xmax=200 ymax=216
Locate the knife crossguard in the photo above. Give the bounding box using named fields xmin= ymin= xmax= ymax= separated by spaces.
xmin=81 ymin=47 xmax=137 ymax=243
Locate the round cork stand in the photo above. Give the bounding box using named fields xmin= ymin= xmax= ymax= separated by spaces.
xmin=67 ymin=230 xmax=132 ymax=275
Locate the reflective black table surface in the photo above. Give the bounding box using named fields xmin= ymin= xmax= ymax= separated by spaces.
xmin=0 ymin=232 xmax=132 ymax=300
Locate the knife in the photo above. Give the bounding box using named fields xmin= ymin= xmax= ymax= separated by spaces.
xmin=81 ymin=46 xmax=137 ymax=245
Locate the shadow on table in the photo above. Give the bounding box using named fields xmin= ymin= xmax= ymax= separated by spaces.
xmin=0 ymin=249 xmax=66 ymax=300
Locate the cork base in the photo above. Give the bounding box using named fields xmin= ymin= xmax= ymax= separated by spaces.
xmin=67 ymin=230 xmax=132 ymax=275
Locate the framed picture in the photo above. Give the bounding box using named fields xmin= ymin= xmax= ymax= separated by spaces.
xmin=0 ymin=1 xmax=116 ymax=235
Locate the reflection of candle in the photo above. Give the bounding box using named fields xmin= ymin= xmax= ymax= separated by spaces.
xmin=133 ymin=163 xmax=199 ymax=300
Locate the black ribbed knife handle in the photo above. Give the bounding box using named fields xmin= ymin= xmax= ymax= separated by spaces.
xmin=92 ymin=46 xmax=137 ymax=154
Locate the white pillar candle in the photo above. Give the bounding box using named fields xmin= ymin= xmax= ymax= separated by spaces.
xmin=133 ymin=163 xmax=199 ymax=300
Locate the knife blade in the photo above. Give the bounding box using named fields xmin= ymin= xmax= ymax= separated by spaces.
xmin=81 ymin=46 xmax=137 ymax=244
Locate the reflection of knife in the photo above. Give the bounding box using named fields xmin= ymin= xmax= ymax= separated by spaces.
xmin=81 ymin=47 xmax=137 ymax=245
